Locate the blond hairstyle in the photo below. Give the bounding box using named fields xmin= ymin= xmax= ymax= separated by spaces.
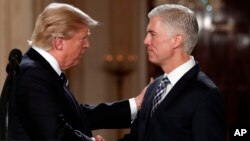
xmin=148 ymin=4 xmax=199 ymax=54
xmin=30 ymin=3 xmax=98 ymax=50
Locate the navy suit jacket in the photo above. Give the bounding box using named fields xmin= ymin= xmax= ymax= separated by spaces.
xmin=120 ymin=64 xmax=226 ymax=141
xmin=8 ymin=48 xmax=131 ymax=140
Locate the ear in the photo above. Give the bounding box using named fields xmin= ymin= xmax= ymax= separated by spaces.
xmin=171 ymin=34 xmax=183 ymax=49
xmin=52 ymin=37 xmax=63 ymax=50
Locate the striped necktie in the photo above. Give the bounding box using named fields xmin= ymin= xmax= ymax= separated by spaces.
xmin=151 ymin=77 xmax=170 ymax=116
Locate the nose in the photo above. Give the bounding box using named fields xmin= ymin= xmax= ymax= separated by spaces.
xmin=84 ymin=39 xmax=90 ymax=48
xmin=144 ymin=34 xmax=150 ymax=46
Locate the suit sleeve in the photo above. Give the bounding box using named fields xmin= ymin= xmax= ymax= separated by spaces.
xmin=192 ymin=88 xmax=226 ymax=141
xmin=80 ymin=100 xmax=131 ymax=130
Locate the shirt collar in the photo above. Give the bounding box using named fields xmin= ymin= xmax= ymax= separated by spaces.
xmin=164 ymin=56 xmax=196 ymax=85
xmin=32 ymin=46 xmax=62 ymax=76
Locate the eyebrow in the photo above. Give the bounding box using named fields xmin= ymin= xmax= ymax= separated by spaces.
xmin=147 ymin=30 xmax=156 ymax=34
xmin=81 ymin=31 xmax=90 ymax=38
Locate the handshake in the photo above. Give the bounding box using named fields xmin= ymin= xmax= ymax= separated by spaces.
xmin=91 ymin=135 xmax=105 ymax=141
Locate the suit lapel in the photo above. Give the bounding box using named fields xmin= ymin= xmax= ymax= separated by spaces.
xmin=141 ymin=76 xmax=163 ymax=114
xmin=25 ymin=48 xmax=61 ymax=82
xmin=25 ymin=48 xmax=91 ymax=135
xmin=25 ymin=48 xmax=78 ymax=110
xmin=138 ymin=76 xmax=163 ymax=140
xmin=143 ymin=64 xmax=200 ymax=139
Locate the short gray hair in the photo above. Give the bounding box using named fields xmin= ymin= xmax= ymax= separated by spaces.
xmin=148 ymin=4 xmax=199 ymax=54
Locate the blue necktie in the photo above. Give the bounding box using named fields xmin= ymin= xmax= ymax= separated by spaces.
xmin=151 ymin=77 xmax=170 ymax=116
xmin=60 ymin=73 xmax=80 ymax=111
xmin=60 ymin=73 xmax=69 ymax=87
xmin=59 ymin=73 xmax=92 ymax=136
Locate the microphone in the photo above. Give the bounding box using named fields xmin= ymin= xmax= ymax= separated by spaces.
xmin=6 ymin=48 xmax=22 ymax=73
xmin=1 ymin=48 xmax=22 ymax=139
xmin=9 ymin=48 xmax=22 ymax=64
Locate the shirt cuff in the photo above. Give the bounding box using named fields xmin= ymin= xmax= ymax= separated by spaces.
xmin=129 ymin=98 xmax=138 ymax=121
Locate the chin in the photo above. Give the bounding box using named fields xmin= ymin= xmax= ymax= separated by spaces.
xmin=149 ymin=58 xmax=158 ymax=65
xmin=148 ymin=57 xmax=155 ymax=63
xmin=71 ymin=61 xmax=80 ymax=68
xmin=74 ymin=62 xmax=80 ymax=67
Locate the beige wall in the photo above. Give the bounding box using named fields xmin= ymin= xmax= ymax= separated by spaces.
xmin=0 ymin=0 xmax=148 ymax=140
xmin=0 ymin=0 xmax=33 ymax=87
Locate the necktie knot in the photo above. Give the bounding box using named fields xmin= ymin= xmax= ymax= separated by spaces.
xmin=161 ymin=77 xmax=170 ymax=87
xmin=60 ymin=73 xmax=68 ymax=86
xmin=155 ymin=77 xmax=169 ymax=94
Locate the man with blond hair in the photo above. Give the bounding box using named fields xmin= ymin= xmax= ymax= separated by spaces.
xmin=0 ymin=3 xmax=146 ymax=141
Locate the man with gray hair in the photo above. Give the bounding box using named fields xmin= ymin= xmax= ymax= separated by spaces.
xmin=120 ymin=4 xmax=225 ymax=141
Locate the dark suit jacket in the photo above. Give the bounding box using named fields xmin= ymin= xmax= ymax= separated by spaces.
xmin=8 ymin=48 xmax=131 ymax=141
xmin=120 ymin=64 xmax=226 ymax=141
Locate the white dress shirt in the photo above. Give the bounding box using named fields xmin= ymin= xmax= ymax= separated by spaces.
xmin=160 ymin=56 xmax=196 ymax=102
